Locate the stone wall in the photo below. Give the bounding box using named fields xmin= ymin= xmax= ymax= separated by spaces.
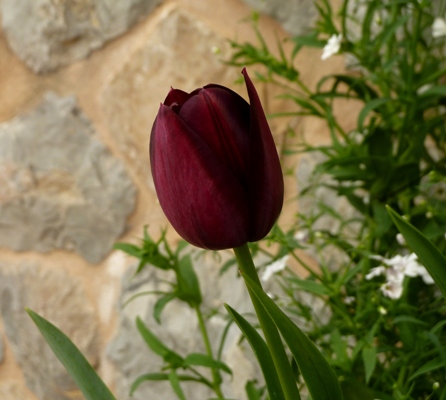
xmin=0 ymin=0 xmax=346 ymax=399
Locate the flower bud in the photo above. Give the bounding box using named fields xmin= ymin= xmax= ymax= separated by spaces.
xmin=150 ymin=68 xmax=284 ymax=250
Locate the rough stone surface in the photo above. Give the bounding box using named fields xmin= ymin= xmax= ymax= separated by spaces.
xmin=0 ymin=380 xmax=28 ymax=399
xmin=0 ymin=334 xmax=3 ymax=364
xmin=241 ymin=0 xmax=317 ymax=36
xmin=101 ymin=7 xmax=239 ymax=189
xmin=0 ymin=263 xmax=100 ymax=400
xmin=107 ymin=251 xmax=261 ymax=400
xmin=0 ymin=0 xmax=162 ymax=73
xmin=0 ymin=92 xmax=136 ymax=263
xmin=296 ymin=152 xmax=360 ymax=268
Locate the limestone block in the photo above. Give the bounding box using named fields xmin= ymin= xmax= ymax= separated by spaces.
xmin=0 ymin=264 xmax=100 ymax=400
xmin=0 ymin=0 xmax=162 ymax=73
xmin=0 ymin=381 xmax=28 ymax=400
xmin=101 ymin=7 xmax=238 ymax=189
xmin=241 ymin=0 xmax=317 ymax=36
xmin=296 ymin=152 xmax=360 ymax=268
xmin=107 ymin=251 xmax=261 ymax=400
xmin=0 ymin=92 xmax=136 ymax=263
xmin=0 ymin=333 xmax=3 ymax=364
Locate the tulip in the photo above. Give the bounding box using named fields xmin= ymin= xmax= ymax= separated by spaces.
xmin=150 ymin=68 xmax=283 ymax=250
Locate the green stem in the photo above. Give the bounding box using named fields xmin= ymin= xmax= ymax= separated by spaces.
xmin=194 ymin=305 xmax=224 ymax=399
xmin=233 ymin=244 xmax=301 ymax=400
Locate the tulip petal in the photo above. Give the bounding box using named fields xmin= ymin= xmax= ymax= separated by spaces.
xmin=150 ymin=104 xmax=250 ymax=249
xmin=177 ymin=86 xmax=250 ymax=185
xmin=242 ymin=68 xmax=284 ymax=241
xmin=164 ymin=88 xmax=195 ymax=109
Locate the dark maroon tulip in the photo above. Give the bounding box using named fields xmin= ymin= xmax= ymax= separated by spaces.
xmin=150 ymin=68 xmax=284 ymax=250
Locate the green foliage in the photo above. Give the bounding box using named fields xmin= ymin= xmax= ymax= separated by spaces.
xmin=226 ymin=0 xmax=446 ymax=398
xmin=26 ymin=309 xmax=117 ymax=400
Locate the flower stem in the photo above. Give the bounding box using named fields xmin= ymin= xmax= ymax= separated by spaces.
xmin=194 ymin=305 xmax=224 ymax=399
xmin=233 ymin=244 xmax=301 ymax=400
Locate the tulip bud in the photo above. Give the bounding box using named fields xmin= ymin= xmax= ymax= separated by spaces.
xmin=150 ymin=68 xmax=284 ymax=250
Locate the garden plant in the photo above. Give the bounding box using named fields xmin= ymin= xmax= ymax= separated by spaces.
xmin=27 ymin=0 xmax=446 ymax=399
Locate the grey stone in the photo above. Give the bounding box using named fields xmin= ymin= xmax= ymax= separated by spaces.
xmin=296 ymin=152 xmax=360 ymax=268
xmin=0 ymin=0 xmax=162 ymax=73
xmin=241 ymin=0 xmax=317 ymax=36
xmin=107 ymin=250 xmax=261 ymax=400
xmin=0 ymin=92 xmax=136 ymax=263
xmin=101 ymin=7 xmax=237 ymax=189
xmin=0 ymin=381 xmax=28 ymax=400
xmin=0 ymin=334 xmax=3 ymax=364
xmin=0 ymin=263 xmax=100 ymax=400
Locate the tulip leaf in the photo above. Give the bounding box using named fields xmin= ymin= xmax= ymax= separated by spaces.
xmin=243 ymin=276 xmax=343 ymax=400
xmin=387 ymin=206 xmax=446 ymax=299
xmin=225 ymin=304 xmax=287 ymax=400
xmin=26 ymin=309 xmax=117 ymax=400
xmin=183 ymin=353 xmax=232 ymax=374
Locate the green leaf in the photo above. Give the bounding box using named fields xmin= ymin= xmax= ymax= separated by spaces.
xmin=393 ymin=316 xmax=429 ymax=327
xmin=357 ymin=98 xmax=390 ymax=129
xmin=176 ymin=254 xmax=202 ymax=306
xmin=245 ymin=380 xmax=262 ymax=400
xmin=387 ymin=206 xmax=446 ymax=299
xmin=136 ymin=317 xmax=184 ymax=367
xmin=409 ymin=357 xmax=445 ymax=381
xmin=153 ymin=292 xmax=177 ymax=324
xmin=130 ymin=373 xmax=211 ymax=395
xmin=225 ymin=305 xmax=287 ymax=400
xmin=169 ymin=369 xmax=187 ymax=400
xmin=243 ymin=276 xmax=343 ymax=400
xmin=419 ymin=85 xmax=446 ymax=97
xmin=113 ymin=242 xmax=141 ymax=258
xmin=26 ymin=309 xmax=117 ymax=400
xmin=287 ymin=277 xmax=331 ymax=296
xmin=183 ymin=353 xmax=232 ymax=375
xmin=362 ymin=345 xmax=377 ymax=384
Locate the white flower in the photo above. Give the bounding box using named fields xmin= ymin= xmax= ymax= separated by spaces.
xmin=366 ymin=253 xmax=434 ymax=300
xmin=294 ymin=229 xmax=309 ymax=242
xmin=261 ymin=255 xmax=289 ymax=282
xmin=321 ymin=34 xmax=342 ymax=60
xmin=396 ymin=233 xmax=406 ymax=246
xmin=417 ymin=83 xmax=433 ymax=95
xmin=432 ymin=17 xmax=446 ymax=38
xmin=381 ymin=280 xmax=404 ymax=300
xmin=365 ymin=266 xmax=386 ymax=280
xmin=344 ymin=296 xmax=355 ymax=305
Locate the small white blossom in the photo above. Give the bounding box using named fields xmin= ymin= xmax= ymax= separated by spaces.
xmin=396 ymin=233 xmax=406 ymax=246
xmin=344 ymin=296 xmax=355 ymax=305
xmin=366 ymin=253 xmax=434 ymax=300
xmin=381 ymin=280 xmax=404 ymax=300
xmin=378 ymin=306 xmax=387 ymax=315
xmin=294 ymin=229 xmax=309 ymax=242
xmin=261 ymin=255 xmax=289 ymax=282
xmin=417 ymin=83 xmax=433 ymax=95
xmin=365 ymin=266 xmax=386 ymax=280
xmin=321 ymin=34 xmax=342 ymax=60
xmin=432 ymin=17 xmax=446 ymax=38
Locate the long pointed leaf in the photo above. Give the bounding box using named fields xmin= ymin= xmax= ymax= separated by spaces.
xmin=131 ymin=372 xmax=211 ymax=395
xmin=243 ymin=276 xmax=343 ymax=400
xmin=387 ymin=206 xmax=446 ymax=298
xmin=225 ymin=305 xmax=287 ymax=400
xmin=27 ymin=309 xmax=117 ymax=400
